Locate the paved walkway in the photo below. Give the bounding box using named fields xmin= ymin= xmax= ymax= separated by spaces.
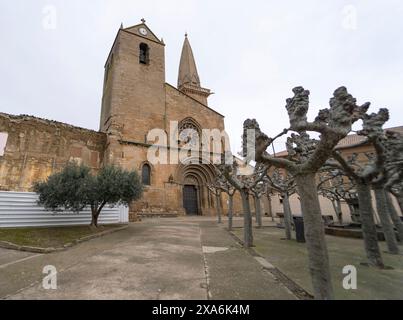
xmin=0 ymin=217 xmax=295 ymax=300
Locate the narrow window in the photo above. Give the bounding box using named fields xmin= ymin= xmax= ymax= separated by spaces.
xmin=139 ymin=43 xmax=149 ymax=64
xmin=142 ymin=164 xmax=151 ymax=185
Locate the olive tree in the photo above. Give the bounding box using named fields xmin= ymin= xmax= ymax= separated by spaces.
xmin=34 ymin=162 xmax=144 ymax=227
xmin=243 ymin=87 xmax=368 ymax=300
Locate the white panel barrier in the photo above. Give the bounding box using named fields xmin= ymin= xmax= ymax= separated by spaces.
xmin=0 ymin=191 xmax=129 ymax=228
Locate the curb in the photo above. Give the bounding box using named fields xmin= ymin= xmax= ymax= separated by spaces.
xmin=0 ymin=225 xmax=129 ymax=254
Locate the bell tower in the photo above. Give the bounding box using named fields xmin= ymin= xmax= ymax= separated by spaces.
xmin=177 ymin=34 xmax=212 ymax=106
xmin=100 ymin=19 xmax=166 ymax=144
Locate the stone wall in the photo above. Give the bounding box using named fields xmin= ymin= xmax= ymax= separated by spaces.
xmin=0 ymin=113 xmax=106 ymax=191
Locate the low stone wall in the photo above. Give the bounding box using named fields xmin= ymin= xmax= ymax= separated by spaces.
xmin=325 ymin=227 xmax=386 ymax=241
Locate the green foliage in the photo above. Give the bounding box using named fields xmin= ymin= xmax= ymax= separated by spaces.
xmin=34 ymin=162 xmax=144 ymax=217
xmin=92 ymin=165 xmax=144 ymax=207
xmin=33 ymin=162 xmax=91 ymax=213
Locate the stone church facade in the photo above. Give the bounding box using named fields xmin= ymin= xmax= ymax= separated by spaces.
xmin=0 ymin=21 xmax=246 ymax=221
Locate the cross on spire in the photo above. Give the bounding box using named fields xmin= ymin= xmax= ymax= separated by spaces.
xmin=141 ymin=18 xmax=146 ymax=24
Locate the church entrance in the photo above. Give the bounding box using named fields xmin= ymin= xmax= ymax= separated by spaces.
xmin=183 ymin=185 xmax=199 ymax=215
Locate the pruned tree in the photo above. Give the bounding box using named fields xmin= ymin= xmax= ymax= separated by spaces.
xmin=249 ymin=181 xmax=267 ymax=228
xmin=384 ymin=130 xmax=403 ymax=206
xmin=317 ymin=171 xmax=347 ymax=225
xmin=383 ymin=130 xmax=403 ymax=240
xmin=34 ymin=163 xmax=144 ymax=227
xmin=219 ymin=160 xmax=268 ymax=247
xmin=389 ymin=181 xmax=403 ymax=215
xmin=215 ymin=171 xmax=237 ymax=231
xmin=327 ymin=152 xmax=386 ymax=266
xmin=265 ymin=169 xmax=296 ymax=240
xmin=207 ymin=180 xmax=223 ymax=224
xmin=243 ymin=87 xmax=368 ymax=300
xmin=329 ymin=109 xmax=400 ymax=259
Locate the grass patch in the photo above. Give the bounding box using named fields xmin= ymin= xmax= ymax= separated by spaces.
xmin=233 ymin=227 xmax=403 ymax=300
xmin=0 ymin=225 xmax=124 ymax=248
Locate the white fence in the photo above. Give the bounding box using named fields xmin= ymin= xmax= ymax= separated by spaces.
xmin=0 ymin=191 xmax=129 ymax=228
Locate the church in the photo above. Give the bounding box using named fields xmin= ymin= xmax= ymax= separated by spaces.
xmin=0 ymin=20 xmax=246 ymax=221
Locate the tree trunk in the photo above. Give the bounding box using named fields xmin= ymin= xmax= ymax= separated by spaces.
xmin=228 ymin=194 xmax=234 ymax=231
xmin=373 ymin=187 xmax=399 ymax=254
xmin=267 ymin=194 xmax=275 ymax=222
xmin=254 ymin=196 xmax=263 ymax=228
xmin=283 ymin=193 xmax=293 ymax=240
xmin=241 ymin=190 xmax=253 ymax=248
xmin=395 ymin=192 xmax=403 ymax=215
xmin=334 ymin=199 xmax=343 ymax=225
xmin=215 ymin=194 xmax=222 ymax=224
xmin=295 ymin=173 xmax=334 ymax=300
xmin=90 ymin=207 xmax=99 ymax=228
xmin=386 ymin=192 xmax=403 ymax=244
xmin=347 ymin=204 xmax=356 ymax=222
xmin=356 ymin=183 xmax=384 ymax=267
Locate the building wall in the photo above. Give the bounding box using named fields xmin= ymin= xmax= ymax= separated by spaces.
xmin=98 ymin=24 xmax=231 ymax=220
xmin=0 ymin=113 xmax=106 ymax=191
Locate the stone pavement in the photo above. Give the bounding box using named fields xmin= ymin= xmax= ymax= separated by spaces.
xmin=0 ymin=217 xmax=296 ymax=300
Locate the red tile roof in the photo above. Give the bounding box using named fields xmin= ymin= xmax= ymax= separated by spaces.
xmin=272 ymin=126 xmax=403 ymax=157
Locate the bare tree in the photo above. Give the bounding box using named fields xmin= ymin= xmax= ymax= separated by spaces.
xmin=317 ymin=171 xmax=349 ymax=225
xmin=327 ymin=109 xmax=401 ymax=269
xmin=215 ymin=171 xmax=237 ymax=231
xmin=389 ymin=182 xmax=403 ymax=216
xmin=219 ymin=160 xmax=268 ymax=248
xmin=207 ymin=181 xmax=223 ymax=224
xmin=250 ymin=181 xmax=267 ymax=228
xmin=243 ymin=87 xmax=368 ymax=300
xmin=265 ymin=169 xmax=296 ymax=240
xmin=328 ymin=152 xmax=387 ymax=266
xmin=383 ymin=130 xmax=403 ymax=242
xmin=384 ymin=130 xmax=403 ymax=204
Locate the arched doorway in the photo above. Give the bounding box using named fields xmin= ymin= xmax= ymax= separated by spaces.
xmin=176 ymin=157 xmax=217 ymax=216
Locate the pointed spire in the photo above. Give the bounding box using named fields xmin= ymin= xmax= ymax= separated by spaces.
xmin=120 ymin=22 xmax=124 ymax=29
xmin=178 ymin=34 xmax=201 ymax=88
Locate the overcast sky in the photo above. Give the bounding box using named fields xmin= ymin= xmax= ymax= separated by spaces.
xmin=0 ymin=0 xmax=402 ymax=153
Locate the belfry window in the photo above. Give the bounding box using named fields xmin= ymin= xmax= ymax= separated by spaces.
xmin=139 ymin=43 xmax=149 ymax=65
xmin=142 ymin=163 xmax=151 ymax=186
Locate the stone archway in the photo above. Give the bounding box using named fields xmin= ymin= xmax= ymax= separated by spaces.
xmin=175 ymin=157 xmax=217 ymax=216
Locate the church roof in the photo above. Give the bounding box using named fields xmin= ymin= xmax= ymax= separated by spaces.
xmin=165 ymin=83 xmax=224 ymax=118
xmin=178 ymin=35 xmax=201 ymax=88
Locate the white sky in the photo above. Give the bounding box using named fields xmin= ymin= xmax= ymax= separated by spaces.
xmin=0 ymin=0 xmax=402 ymax=154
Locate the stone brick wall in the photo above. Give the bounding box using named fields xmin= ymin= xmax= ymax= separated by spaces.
xmin=0 ymin=113 xmax=106 ymax=191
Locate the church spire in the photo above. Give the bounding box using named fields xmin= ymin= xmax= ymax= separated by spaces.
xmin=178 ymin=34 xmax=201 ymax=88
xmin=177 ymin=34 xmax=211 ymax=105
